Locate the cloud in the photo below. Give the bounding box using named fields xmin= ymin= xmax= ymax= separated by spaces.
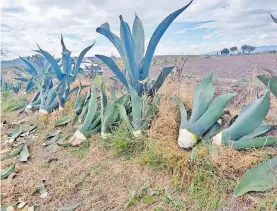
xmin=1 ymin=0 xmax=277 ymax=59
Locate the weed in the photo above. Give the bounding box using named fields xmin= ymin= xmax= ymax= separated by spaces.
xmin=139 ymin=144 xmax=168 ymax=170
xmin=42 ymin=163 xmax=50 ymax=168
xmin=105 ymin=124 xmax=145 ymax=159
xmin=162 ymin=191 xmax=185 ymax=210
xmin=189 ymin=147 xmax=232 ymax=210
xmin=254 ymin=190 xmax=277 ymax=211
xmin=1 ymin=94 xmax=27 ymax=113
xmin=70 ymin=141 xmax=90 ymax=159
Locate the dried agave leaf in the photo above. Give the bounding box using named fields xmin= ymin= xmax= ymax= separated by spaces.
xmin=19 ymin=144 xmax=30 ymax=162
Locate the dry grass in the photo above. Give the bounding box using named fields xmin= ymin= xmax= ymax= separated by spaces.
xmin=1 ymin=75 xmax=277 ymax=211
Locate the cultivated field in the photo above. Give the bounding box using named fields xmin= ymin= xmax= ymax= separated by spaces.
xmin=1 ymin=52 xmax=277 ymax=211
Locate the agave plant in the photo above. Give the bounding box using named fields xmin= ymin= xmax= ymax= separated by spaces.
xmin=95 ymin=1 xmax=193 ymax=96
xmin=70 ymin=86 xmax=100 ymax=145
xmin=212 ymin=91 xmax=277 ymax=149
xmin=174 ymin=73 xmax=236 ymax=148
xmin=116 ymin=88 xmax=160 ymax=137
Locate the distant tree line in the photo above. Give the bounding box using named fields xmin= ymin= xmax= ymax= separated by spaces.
xmin=220 ymin=45 xmax=256 ymax=55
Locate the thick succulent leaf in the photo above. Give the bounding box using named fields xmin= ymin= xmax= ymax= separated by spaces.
xmin=101 ymin=84 xmax=107 ymax=112
xmin=95 ymin=55 xmax=129 ymax=90
xmin=89 ymin=113 xmax=101 ymax=131
xmin=117 ymin=103 xmax=134 ymax=133
xmin=19 ymin=56 xmax=37 ymax=76
xmin=37 ymin=46 xmax=64 ymax=81
xmin=14 ymin=77 xmax=28 ymax=83
xmin=225 ymin=137 xmax=277 ymax=150
xmin=203 ymin=120 xmax=222 ymax=140
xmin=55 ymin=115 xmax=75 ymax=127
xmin=173 ymin=95 xmax=188 ymax=128
xmin=1 ymin=144 xmax=24 ymax=161
xmin=120 ymin=15 xmax=142 ymax=93
xmin=257 ymin=75 xmax=277 ymax=98
xmin=222 ymin=91 xmax=270 ymax=141
xmin=101 ymin=102 xmax=119 ymax=133
xmin=270 ymin=13 xmax=277 ymax=23
xmin=149 ymin=66 xmax=175 ymax=94
xmin=189 ymin=73 xmax=214 ymax=124
xmin=96 ymin=23 xmax=125 ymax=58
xmin=238 ymin=125 xmax=272 ymax=141
xmin=130 ymin=88 xmax=142 ymax=130
xmin=9 ymin=126 xmax=22 ymax=140
xmin=79 ymin=87 xmax=97 ymax=133
xmin=132 ymin=14 xmax=145 ymax=63
xmin=141 ymin=0 xmax=193 ymax=79
xmin=61 ymin=35 xmax=71 ymax=74
xmin=75 ymin=43 xmax=94 ymax=74
xmin=1 ymin=162 xmax=17 ymax=179
xmin=43 ymin=132 xmax=60 ymax=146
xmin=188 ymin=93 xmax=235 ymax=137
xmin=234 ymin=156 xmax=277 ymax=196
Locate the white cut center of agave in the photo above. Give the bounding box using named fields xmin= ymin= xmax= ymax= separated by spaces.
xmin=39 ymin=109 xmax=49 ymax=114
xmin=212 ymin=132 xmax=222 ymax=146
xmin=59 ymin=106 xmax=64 ymax=111
xmin=26 ymin=104 xmax=32 ymax=109
xmin=101 ymin=132 xmax=111 ymax=140
xmin=74 ymin=130 xmax=87 ymax=141
xmin=133 ymin=130 xmax=142 ymax=137
xmin=178 ymin=128 xmax=198 ymax=149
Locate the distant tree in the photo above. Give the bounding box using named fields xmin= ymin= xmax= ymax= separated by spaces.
xmin=221 ymin=48 xmax=230 ymax=55
xmin=241 ymin=45 xmax=256 ymax=54
xmin=230 ymin=46 xmax=238 ymax=54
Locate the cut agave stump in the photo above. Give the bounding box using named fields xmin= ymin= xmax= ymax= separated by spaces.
xmin=101 ymin=132 xmax=111 ymax=140
xmin=133 ymin=130 xmax=142 ymax=138
xmin=178 ymin=128 xmax=198 ymax=148
xmin=39 ymin=109 xmax=49 ymax=115
xmin=212 ymin=132 xmax=223 ymax=146
xmin=25 ymin=104 xmax=33 ymax=113
xmin=70 ymin=130 xmax=87 ymax=146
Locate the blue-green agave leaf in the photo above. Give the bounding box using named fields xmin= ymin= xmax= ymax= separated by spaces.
xmin=188 ymin=93 xmax=236 ymax=137
xmin=173 ymin=95 xmax=188 ymax=128
xmin=270 ymin=13 xmax=277 ymax=23
xmin=37 ymin=46 xmax=64 ymax=81
xmin=189 ymin=73 xmax=214 ymax=124
xmin=132 ymin=14 xmax=145 ymax=63
xmin=14 ymin=77 xmax=28 ymax=83
xmin=226 ymin=137 xmax=277 ymax=150
xmin=61 ymin=34 xmax=71 ymax=74
xmin=95 ymin=55 xmax=129 ymax=89
xmin=74 ymin=42 xmax=95 ymax=74
xmin=96 ymin=23 xmax=125 ymax=58
xmin=238 ymin=125 xmax=272 ymax=141
xmin=234 ymin=156 xmax=277 ymax=196
xmin=120 ymin=15 xmax=142 ymax=93
xmin=130 ymin=88 xmax=142 ymax=130
xmin=149 ymin=66 xmax=175 ymax=94
xmin=257 ymin=75 xmax=277 ymax=98
xmin=222 ymin=91 xmax=270 ymax=141
xmin=141 ymin=0 xmax=193 ymax=79
xmin=19 ymin=56 xmax=38 ymax=76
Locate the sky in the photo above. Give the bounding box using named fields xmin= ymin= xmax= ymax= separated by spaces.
xmin=1 ymin=0 xmax=277 ymax=59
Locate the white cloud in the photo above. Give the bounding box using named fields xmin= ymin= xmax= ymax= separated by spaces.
xmin=1 ymin=0 xmax=277 ymax=59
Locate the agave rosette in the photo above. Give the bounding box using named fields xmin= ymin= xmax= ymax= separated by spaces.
xmin=212 ymin=91 xmax=277 ymax=149
xmin=174 ymin=73 xmax=236 ymax=148
xmin=95 ymin=1 xmax=193 ymax=96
